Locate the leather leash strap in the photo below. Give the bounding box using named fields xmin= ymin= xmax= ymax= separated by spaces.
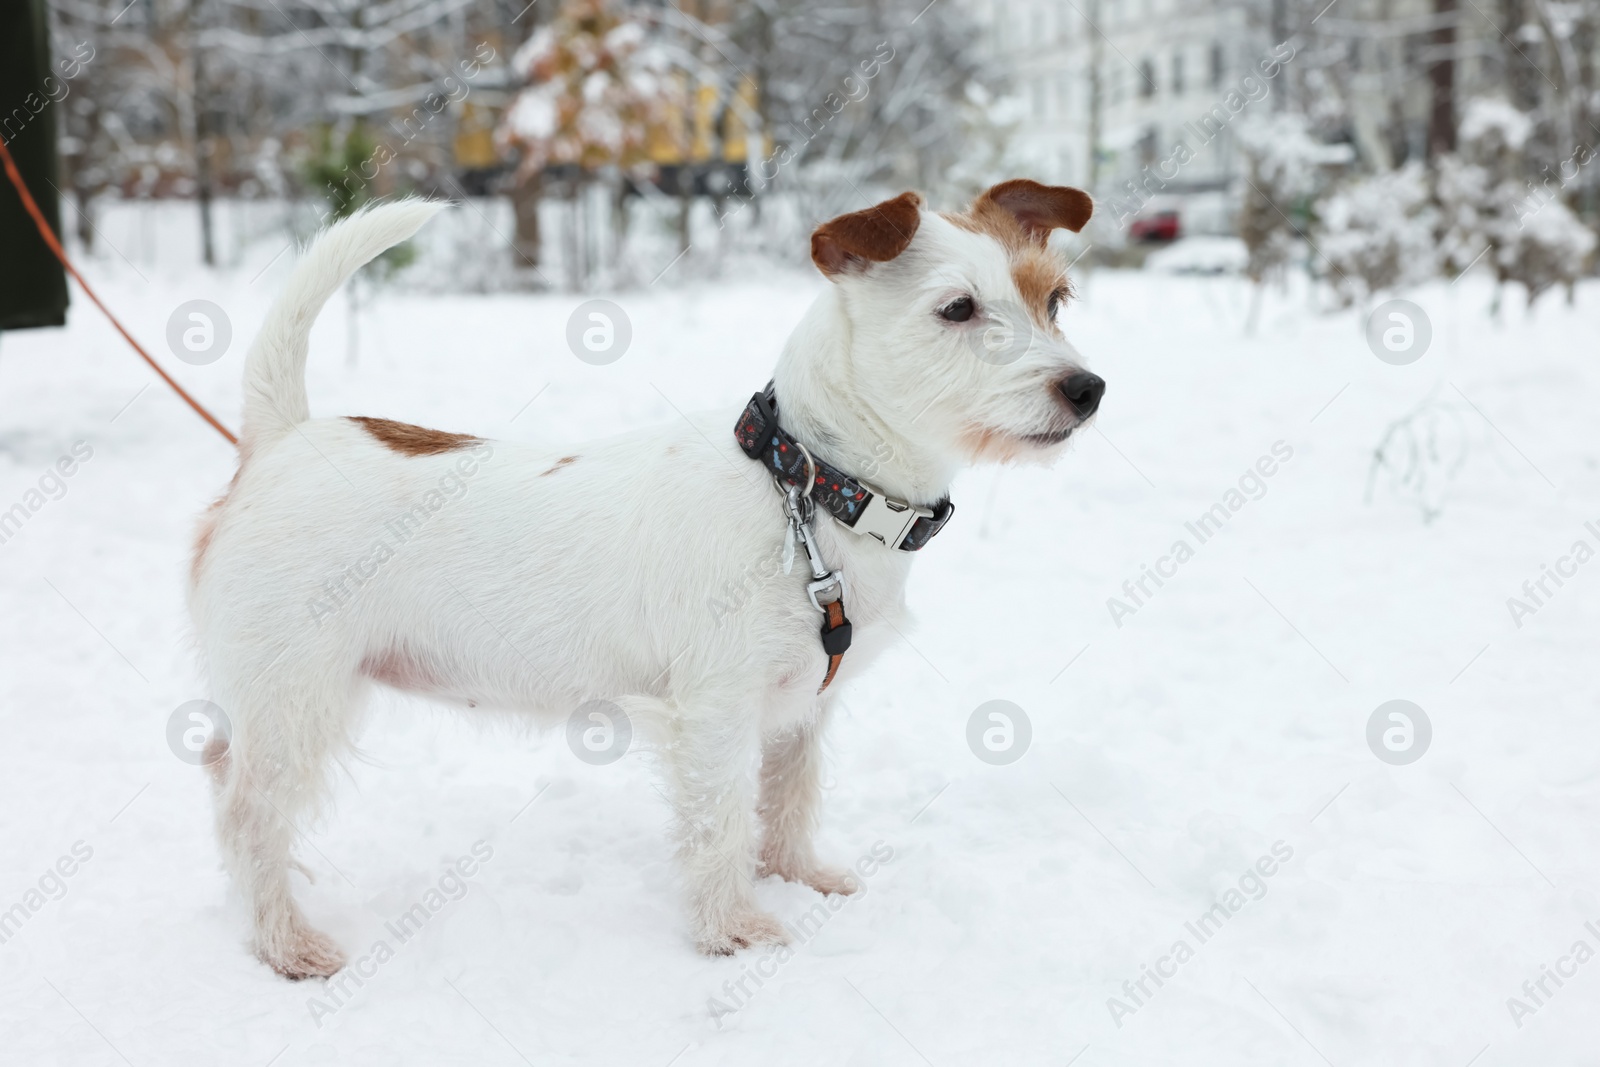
xmin=819 ymin=599 xmax=849 ymax=692
xmin=0 ymin=135 xmax=238 ymax=446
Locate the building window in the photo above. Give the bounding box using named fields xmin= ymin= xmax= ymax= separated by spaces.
xmin=1140 ymin=58 xmax=1156 ymax=99
xmin=1210 ymin=42 xmax=1224 ymax=87
xmin=1172 ymin=51 xmax=1184 ymax=95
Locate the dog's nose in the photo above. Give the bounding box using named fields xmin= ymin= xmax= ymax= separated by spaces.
xmin=1059 ymin=372 xmax=1105 ymax=418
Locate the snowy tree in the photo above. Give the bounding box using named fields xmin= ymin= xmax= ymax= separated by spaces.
xmin=1436 ymin=97 xmax=1532 ymax=261
xmin=724 ymin=0 xmax=1004 ymax=214
xmin=1438 ymin=97 xmax=1596 ymax=313
xmin=1319 ymin=163 xmax=1439 ymax=307
xmin=47 ymin=0 xmax=506 ymax=263
xmin=47 ymin=0 xmax=193 ymax=253
xmin=498 ymin=0 xmax=686 ymax=280
xmin=1235 ymin=114 xmax=1341 ymax=329
xmin=500 ymin=0 xmax=679 ymax=176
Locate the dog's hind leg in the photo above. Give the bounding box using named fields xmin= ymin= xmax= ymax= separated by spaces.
xmin=664 ymin=703 xmax=789 ymax=955
xmin=208 ymin=663 xmax=354 ymax=979
xmin=757 ymin=705 xmax=859 ymax=896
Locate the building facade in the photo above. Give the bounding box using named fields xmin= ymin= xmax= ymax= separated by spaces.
xmin=967 ymin=0 xmax=1511 ymax=235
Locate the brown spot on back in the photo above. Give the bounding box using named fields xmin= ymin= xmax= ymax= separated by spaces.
xmin=348 ymin=416 xmax=480 ymax=456
xmin=540 ymin=455 xmax=579 ymax=476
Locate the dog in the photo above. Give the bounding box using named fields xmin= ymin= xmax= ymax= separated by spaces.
xmin=188 ymin=180 xmax=1103 ymax=977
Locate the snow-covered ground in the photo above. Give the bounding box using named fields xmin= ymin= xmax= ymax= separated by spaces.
xmin=3 ymin=203 xmax=1600 ymax=1066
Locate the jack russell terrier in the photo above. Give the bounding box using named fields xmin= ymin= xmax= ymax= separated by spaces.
xmin=188 ymin=181 xmax=1103 ymax=977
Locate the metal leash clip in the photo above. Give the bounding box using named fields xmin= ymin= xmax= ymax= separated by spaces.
xmin=782 ymin=479 xmax=846 ymax=613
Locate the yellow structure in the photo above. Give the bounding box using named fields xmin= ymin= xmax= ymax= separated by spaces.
xmin=452 ymin=101 xmax=499 ymax=169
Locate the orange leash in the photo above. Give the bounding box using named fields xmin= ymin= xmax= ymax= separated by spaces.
xmin=0 ymin=136 xmax=238 ymax=446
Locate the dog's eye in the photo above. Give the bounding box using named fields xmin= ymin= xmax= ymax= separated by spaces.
xmin=938 ymin=296 xmax=975 ymax=323
xmin=1048 ymin=288 xmax=1069 ymax=321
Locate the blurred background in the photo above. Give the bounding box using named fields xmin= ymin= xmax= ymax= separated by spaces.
xmin=6 ymin=0 xmax=1597 ymax=304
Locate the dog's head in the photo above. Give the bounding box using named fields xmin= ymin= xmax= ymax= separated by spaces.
xmin=810 ymin=180 xmax=1102 ymax=465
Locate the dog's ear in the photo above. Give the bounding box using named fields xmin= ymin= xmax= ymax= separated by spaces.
xmin=811 ymin=192 xmax=923 ymax=276
xmin=974 ymin=180 xmax=1094 ymax=242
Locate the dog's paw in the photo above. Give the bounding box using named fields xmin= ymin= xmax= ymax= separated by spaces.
xmin=261 ymin=926 xmax=347 ymax=980
xmin=796 ymin=864 xmax=861 ymax=896
xmin=759 ymin=856 xmax=861 ymax=897
xmin=696 ymin=909 xmax=790 ymax=956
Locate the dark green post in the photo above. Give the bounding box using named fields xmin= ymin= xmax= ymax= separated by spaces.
xmin=0 ymin=0 xmax=71 ymax=331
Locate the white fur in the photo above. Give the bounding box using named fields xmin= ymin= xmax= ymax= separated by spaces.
xmin=189 ymin=197 xmax=1096 ymax=976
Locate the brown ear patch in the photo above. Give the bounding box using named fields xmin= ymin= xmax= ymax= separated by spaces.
xmin=811 ymin=192 xmax=923 ymax=276
xmin=944 ymin=179 xmax=1090 ymax=331
xmin=1011 ymin=256 xmax=1070 ymax=333
xmin=972 ymin=180 xmax=1093 ymax=244
xmin=348 ymin=416 xmax=480 ymax=456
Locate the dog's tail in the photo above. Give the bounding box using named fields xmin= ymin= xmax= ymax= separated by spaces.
xmin=240 ymin=199 xmax=448 ymax=456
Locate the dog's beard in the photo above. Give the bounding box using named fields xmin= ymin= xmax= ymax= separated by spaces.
xmin=1019 ymin=425 xmax=1076 ymax=446
xmin=959 ymin=419 xmax=1081 ymax=463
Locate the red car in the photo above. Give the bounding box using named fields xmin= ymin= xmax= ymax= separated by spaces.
xmin=1130 ymin=209 xmax=1181 ymax=243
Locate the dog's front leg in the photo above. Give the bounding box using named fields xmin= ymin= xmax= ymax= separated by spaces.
xmin=666 ymin=706 xmax=789 ymax=955
xmin=757 ymin=703 xmax=860 ymax=896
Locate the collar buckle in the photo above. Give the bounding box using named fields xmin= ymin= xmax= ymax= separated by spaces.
xmin=847 ymin=488 xmax=935 ymax=550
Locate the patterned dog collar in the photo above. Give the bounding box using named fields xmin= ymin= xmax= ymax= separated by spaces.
xmin=734 ymin=382 xmax=954 ymax=552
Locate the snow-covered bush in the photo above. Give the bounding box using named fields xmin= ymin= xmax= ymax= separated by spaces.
xmin=1436 ymin=99 xmax=1529 ymax=273
xmin=1319 ymin=163 xmax=1439 ymax=306
xmin=1236 ymin=115 xmax=1324 ymax=289
xmin=1437 ymin=97 xmax=1595 ymax=311
xmin=1501 ymin=198 xmax=1596 ymax=307
xmin=1234 ymin=115 xmax=1350 ymax=328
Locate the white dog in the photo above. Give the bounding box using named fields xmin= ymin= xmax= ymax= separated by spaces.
xmin=188 ymin=181 xmax=1103 ymax=978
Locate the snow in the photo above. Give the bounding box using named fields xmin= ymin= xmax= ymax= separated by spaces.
xmin=1519 ymin=197 xmax=1598 ymax=263
xmin=505 ymin=90 xmax=559 ymax=142
xmin=4 ymin=201 xmax=1600 ymax=1066
xmin=512 ymin=26 xmax=559 ymax=77
xmin=1144 ymin=236 xmax=1248 ymax=275
xmin=1459 ymin=99 xmax=1533 ymax=153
